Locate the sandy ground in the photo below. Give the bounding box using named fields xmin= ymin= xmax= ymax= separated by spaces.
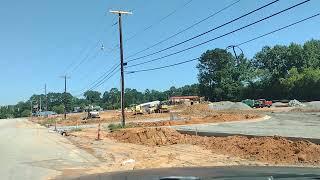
xmin=63 ymin=123 xmax=320 ymax=178
xmin=32 ymin=104 xmax=265 ymax=128
xmin=65 ymin=129 xmax=265 ymax=177
xmin=68 ymin=126 xmax=319 ymax=171
xmin=107 ymin=127 xmax=320 ymax=166
xmin=32 ymin=111 xmax=170 ymax=127
xmin=128 ymin=113 xmax=262 ymax=128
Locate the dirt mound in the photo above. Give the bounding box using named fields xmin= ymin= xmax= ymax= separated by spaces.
xmin=290 ymin=101 xmax=320 ymax=112
xmin=128 ymin=113 xmax=260 ymax=128
xmin=289 ymin=99 xmax=305 ymax=107
xmin=107 ymin=127 xmax=182 ymax=146
xmin=304 ymin=101 xmax=320 ymax=110
xmin=229 ymin=102 xmax=252 ymax=110
xmin=179 ymin=104 xmax=212 ymax=116
xmin=209 ymin=101 xmax=251 ymax=111
xmin=108 ymin=128 xmax=320 ymax=165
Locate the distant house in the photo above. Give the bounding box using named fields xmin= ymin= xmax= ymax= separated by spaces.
xmin=36 ymin=111 xmax=57 ymax=117
xmin=169 ymin=96 xmax=201 ymax=105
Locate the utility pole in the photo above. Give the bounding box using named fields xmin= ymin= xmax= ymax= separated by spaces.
xmin=45 ymin=84 xmax=48 ymax=111
xmin=60 ymin=75 xmax=70 ymax=119
xmin=30 ymin=100 xmax=33 ymax=118
xmin=39 ymin=96 xmax=42 ymax=113
xmin=110 ymin=10 xmax=132 ymax=127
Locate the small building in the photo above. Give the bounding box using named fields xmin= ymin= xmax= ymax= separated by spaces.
xmin=169 ymin=96 xmax=200 ymax=105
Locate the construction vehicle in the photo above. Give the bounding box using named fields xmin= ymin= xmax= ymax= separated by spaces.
xmin=255 ymin=99 xmax=272 ymax=108
xmin=155 ymin=101 xmax=169 ymax=113
xmin=130 ymin=104 xmax=143 ymax=115
xmin=132 ymin=101 xmax=170 ymax=114
xmin=83 ymin=105 xmax=101 ymax=119
xmin=242 ymin=99 xmax=272 ymax=108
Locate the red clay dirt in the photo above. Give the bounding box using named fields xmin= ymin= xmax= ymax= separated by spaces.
xmin=107 ymin=127 xmax=320 ymax=166
xmin=128 ymin=113 xmax=261 ymax=127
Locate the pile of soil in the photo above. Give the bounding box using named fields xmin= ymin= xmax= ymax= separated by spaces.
xmin=209 ymin=101 xmax=251 ymax=111
xmin=108 ymin=127 xmax=182 ymax=146
xmin=128 ymin=113 xmax=260 ymax=128
xmin=289 ymin=99 xmax=305 ymax=107
xmin=181 ymin=104 xmax=211 ymax=114
xmin=304 ymin=101 xmax=320 ymax=111
xmin=108 ymin=127 xmax=320 ymax=165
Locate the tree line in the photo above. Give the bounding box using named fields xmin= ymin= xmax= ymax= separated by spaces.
xmin=198 ymin=39 xmax=320 ymax=101
xmin=0 ymin=85 xmax=199 ymax=118
xmin=1 ymin=39 xmax=319 ymax=118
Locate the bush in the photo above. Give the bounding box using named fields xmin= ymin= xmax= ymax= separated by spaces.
xmin=52 ymin=105 xmax=64 ymax=114
xmin=21 ymin=110 xmax=31 ymax=117
xmin=70 ymin=128 xmax=82 ymax=132
xmin=108 ymin=123 xmax=131 ymax=131
xmin=39 ymin=118 xmax=57 ymax=126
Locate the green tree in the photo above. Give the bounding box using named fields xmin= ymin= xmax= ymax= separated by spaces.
xmin=21 ymin=110 xmax=31 ymax=117
xmin=52 ymin=104 xmax=64 ymax=114
xmin=84 ymin=91 xmax=101 ymax=105
xmin=303 ymin=39 xmax=320 ymax=68
xmin=197 ymin=48 xmax=248 ymax=101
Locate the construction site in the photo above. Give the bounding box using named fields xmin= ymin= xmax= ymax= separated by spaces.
xmin=2 ymin=0 xmax=320 ymax=179
xmin=29 ymin=98 xmax=320 ymax=178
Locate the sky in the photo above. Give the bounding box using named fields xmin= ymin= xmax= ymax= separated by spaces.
xmin=0 ymin=0 xmax=319 ymax=105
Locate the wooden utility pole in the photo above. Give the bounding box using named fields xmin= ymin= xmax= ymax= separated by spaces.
xmin=110 ymin=10 xmax=132 ymax=127
xmin=60 ymin=75 xmax=70 ymax=119
xmin=30 ymin=100 xmax=33 ymax=118
xmin=45 ymin=84 xmax=48 ymax=111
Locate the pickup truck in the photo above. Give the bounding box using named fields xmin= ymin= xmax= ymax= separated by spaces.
xmin=254 ymin=99 xmax=272 ymax=108
xmin=242 ymin=99 xmax=272 ymax=108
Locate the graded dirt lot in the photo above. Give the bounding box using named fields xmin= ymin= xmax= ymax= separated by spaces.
xmin=62 ymin=125 xmax=320 ymax=178
xmin=28 ymin=103 xmax=320 ymax=178
xmin=65 ymin=128 xmax=265 ymax=176
xmin=32 ymin=104 xmax=263 ymax=128
xmin=128 ymin=113 xmax=261 ymax=127
xmin=31 ymin=110 xmax=170 ymax=127
xmin=107 ymin=127 xmax=320 ymax=166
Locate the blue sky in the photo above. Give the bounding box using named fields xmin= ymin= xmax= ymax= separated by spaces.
xmin=0 ymin=0 xmax=319 ymax=105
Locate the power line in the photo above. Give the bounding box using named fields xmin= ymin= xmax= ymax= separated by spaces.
xmin=126 ymin=0 xmax=241 ymax=59
xmin=236 ymin=12 xmax=320 ymax=46
xmin=126 ymin=57 xmax=199 ymax=74
xmin=127 ymin=12 xmax=320 ymax=75
xmin=75 ymin=63 xmax=120 ymax=95
xmin=80 ymin=12 xmax=320 ymax=86
xmin=106 ymin=0 xmax=194 ymax=53
xmin=63 ymin=42 xmax=95 ymax=74
xmin=76 ymin=0 xmax=196 ymax=90
xmin=126 ymin=0 xmax=311 ymax=68
xmin=64 ymin=16 xmax=118 ymax=75
xmin=126 ymin=0 xmax=281 ymax=63
xmin=125 ymin=0 xmax=194 ymax=42
xmin=68 ymin=42 xmax=101 ymax=75
xmin=76 ymin=66 xmax=119 ymax=97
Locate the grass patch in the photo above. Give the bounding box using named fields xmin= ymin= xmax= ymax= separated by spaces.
xmin=39 ymin=118 xmax=58 ymax=126
xmin=70 ymin=128 xmax=82 ymax=132
xmin=108 ymin=123 xmax=132 ymax=131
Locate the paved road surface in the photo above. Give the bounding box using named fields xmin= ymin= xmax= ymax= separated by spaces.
xmin=69 ymin=166 xmax=320 ymax=180
xmin=0 ymin=118 xmax=99 ymax=180
xmin=174 ymin=112 xmax=320 ymax=139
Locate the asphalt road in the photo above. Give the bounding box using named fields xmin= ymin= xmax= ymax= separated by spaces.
xmin=174 ymin=112 xmax=320 ymax=139
xmin=70 ymin=166 xmax=320 ymax=180
xmin=0 ymin=118 xmax=99 ymax=180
